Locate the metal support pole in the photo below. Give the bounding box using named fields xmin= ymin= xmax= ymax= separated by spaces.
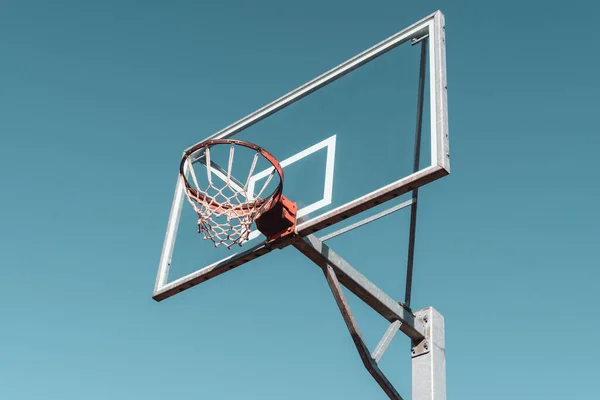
xmin=404 ymin=38 xmax=428 ymax=308
xmin=412 ymin=307 xmax=446 ymax=400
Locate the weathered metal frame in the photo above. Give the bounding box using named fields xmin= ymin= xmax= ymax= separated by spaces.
xmin=153 ymin=10 xmax=448 ymax=300
xmin=323 ymin=281 xmax=446 ymax=400
xmin=153 ymin=10 xmax=448 ymax=400
xmin=293 ymin=235 xmax=425 ymax=340
xmin=293 ymin=234 xmax=445 ymax=399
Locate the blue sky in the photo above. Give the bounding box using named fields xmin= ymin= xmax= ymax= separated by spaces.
xmin=1 ymin=1 xmax=599 ymax=399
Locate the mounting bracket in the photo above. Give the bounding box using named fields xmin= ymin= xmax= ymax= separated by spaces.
xmin=293 ymin=234 xmax=446 ymax=399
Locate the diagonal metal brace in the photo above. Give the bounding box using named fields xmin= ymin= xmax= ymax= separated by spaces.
xmin=323 ymin=265 xmax=404 ymax=400
xmin=292 ymin=235 xmax=425 ymax=341
xmin=372 ymin=320 xmax=403 ymax=363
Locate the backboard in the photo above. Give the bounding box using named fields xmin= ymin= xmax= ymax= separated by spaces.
xmin=153 ymin=11 xmax=448 ymax=302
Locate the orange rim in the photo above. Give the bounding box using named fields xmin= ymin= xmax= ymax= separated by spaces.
xmin=180 ymin=139 xmax=284 ymax=213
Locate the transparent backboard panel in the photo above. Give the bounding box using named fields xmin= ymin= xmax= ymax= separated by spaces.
xmin=156 ymin=11 xmax=448 ymax=295
xmin=169 ymin=39 xmax=429 ymax=280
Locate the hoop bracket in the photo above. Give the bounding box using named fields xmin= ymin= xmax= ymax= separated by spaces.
xmin=255 ymin=195 xmax=297 ymax=245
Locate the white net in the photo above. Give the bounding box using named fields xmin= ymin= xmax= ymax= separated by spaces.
xmin=182 ymin=145 xmax=278 ymax=249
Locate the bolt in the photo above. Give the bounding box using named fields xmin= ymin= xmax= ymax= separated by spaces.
xmin=424 ymin=342 xmax=429 ymax=350
xmin=411 ymin=347 xmax=416 ymax=354
xmin=423 ymin=316 xmax=428 ymax=323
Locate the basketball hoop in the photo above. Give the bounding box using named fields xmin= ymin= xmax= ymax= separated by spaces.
xmin=180 ymin=139 xmax=297 ymax=249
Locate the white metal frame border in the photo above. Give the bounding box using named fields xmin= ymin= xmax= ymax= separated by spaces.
xmin=153 ymin=10 xmax=448 ymax=300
